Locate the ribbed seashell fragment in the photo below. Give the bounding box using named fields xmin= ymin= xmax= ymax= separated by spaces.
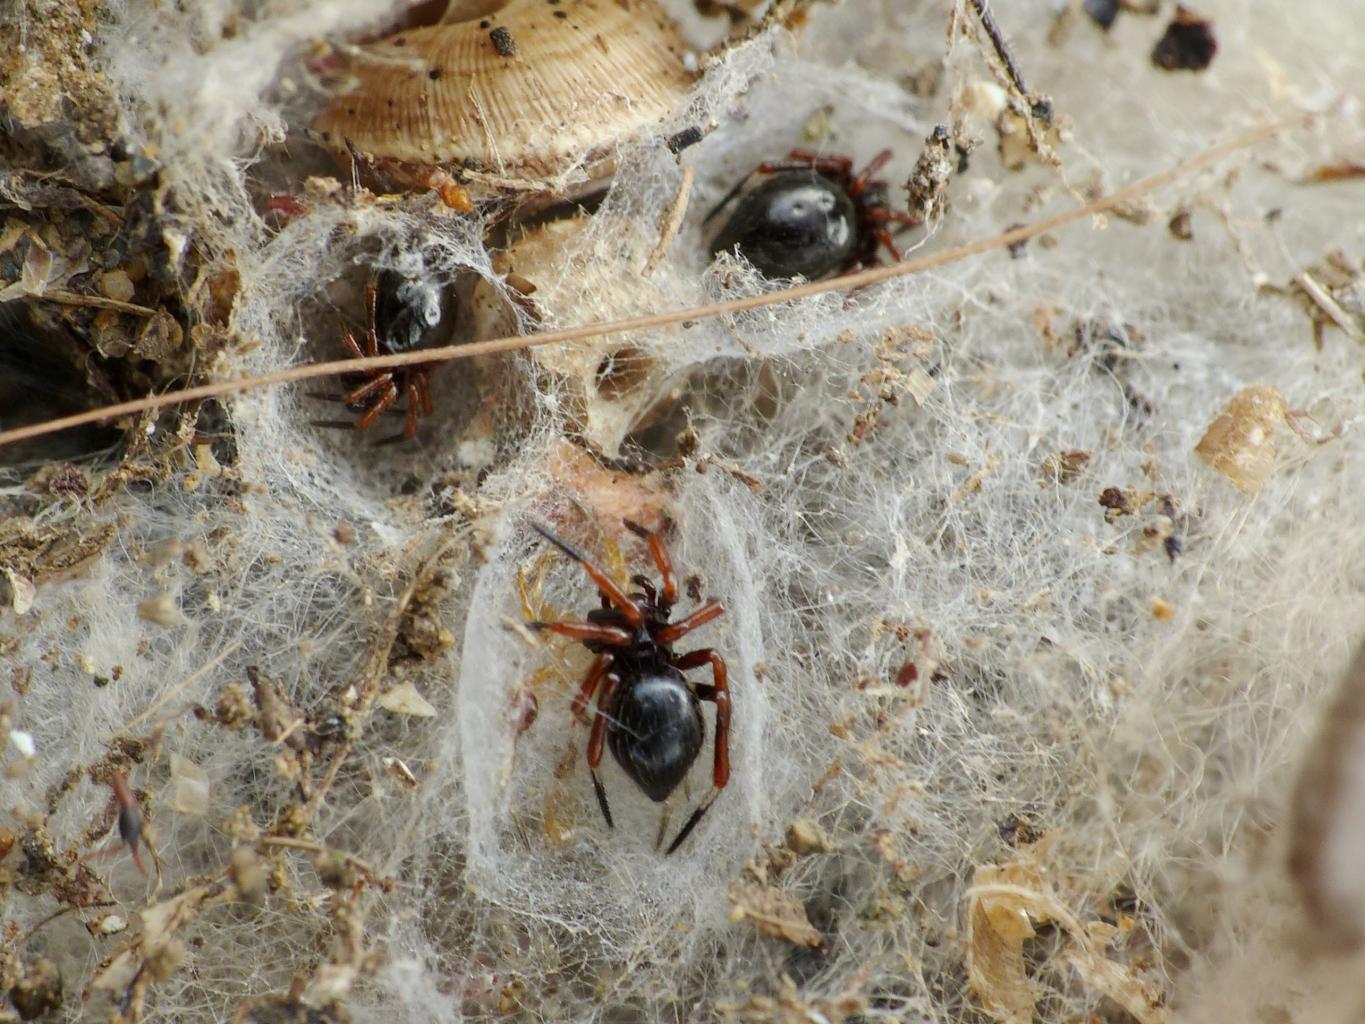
xmin=315 ymin=0 xmax=693 ymax=194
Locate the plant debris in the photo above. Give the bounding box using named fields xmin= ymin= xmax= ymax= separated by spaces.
xmin=1151 ymin=6 xmax=1217 ymax=72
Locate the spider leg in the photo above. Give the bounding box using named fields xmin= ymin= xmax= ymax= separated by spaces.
xmin=403 ymin=378 xmax=421 ymax=439
xmin=777 ymin=148 xmax=854 ymax=178
xmin=363 ymin=280 xmax=380 ymax=357
xmin=622 ymin=519 xmax=678 ymax=608
xmin=340 ymin=328 xmax=366 ymax=360
xmin=849 ymin=149 xmax=893 ymax=197
xmin=655 ymin=598 xmax=724 ymax=645
xmin=703 ymin=172 xmax=756 ymax=225
xmin=355 ymin=382 xmax=399 ymax=430
xmin=414 ymin=367 xmax=434 ymax=416
xmin=530 ymin=523 xmax=645 ymax=626
xmin=307 ymin=391 xmax=403 ymax=410
xmin=665 ymin=649 xmax=730 ymax=855
xmin=312 ymin=419 xmax=371 ymax=431
xmin=345 ymin=373 xmax=395 ymax=407
xmin=863 ymin=208 xmax=921 ymax=226
xmin=529 ymin=620 xmax=633 ymax=646
xmin=872 ymin=227 xmax=903 ymax=262
xmin=571 ymin=653 xmax=614 ymax=724
xmin=654 ymin=800 xmax=673 ymax=851
xmin=587 ymin=673 xmax=619 ymax=828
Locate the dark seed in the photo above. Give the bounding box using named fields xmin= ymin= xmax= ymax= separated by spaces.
xmin=428 ymin=67 xmax=441 ymax=80
xmin=1152 ymin=6 xmax=1217 ymax=72
xmin=667 ymin=126 xmax=704 ymax=154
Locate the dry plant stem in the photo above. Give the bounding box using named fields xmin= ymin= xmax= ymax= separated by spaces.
xmin=111 ymin=641 xmax=242 ymax=741
xmin=260 ymin=836 xmax=380 ymax=880
xmin=1295 ymin=270 xmax=1364 ymax=341
xmin=969 ymin=0 xmax=1030 ymax=96
xmin=644 ymin=163 xmax=695 ymax=278
xmin=35 ymin=289 xmax=160 ymax=316
xmin=0 ymin=117 xmax=1303 ymax=450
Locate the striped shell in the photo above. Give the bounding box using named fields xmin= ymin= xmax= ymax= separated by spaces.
xmin=315 ymin=0 xmax=693 ymax=189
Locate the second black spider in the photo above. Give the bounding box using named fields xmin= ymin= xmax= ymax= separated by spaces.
xmin=707 ymin=148 xmax=919 ymax=280
xmin=316 ymin=269 xmax=455 ymax=441
xmin=529 ymin=519 xmax=730 ymax=855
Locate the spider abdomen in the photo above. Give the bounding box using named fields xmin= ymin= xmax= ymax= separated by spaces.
xmin=607 ymin=668 xmax=704 ymax=803
xmin=373 ymin=270 xmax=454 ymax=354
xmin=709 ymin=171 xmax=858 ymax=280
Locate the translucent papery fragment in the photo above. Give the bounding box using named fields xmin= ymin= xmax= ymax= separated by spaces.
xmin=1290 ymin=641 xmax=1365 ymax=950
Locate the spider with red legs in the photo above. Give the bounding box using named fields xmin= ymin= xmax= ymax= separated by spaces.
xmin=529 ymin=519 xmax=730 ymax=855
xmin=314 ymin=269 xmax=454 ymax=442
xmin=707 ymin=148 xmax=920 ymax=280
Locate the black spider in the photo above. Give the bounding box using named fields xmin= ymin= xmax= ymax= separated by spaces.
xmin=315 ymin=269 xmax=454 ymax=441
xmin=707 ymin=148 xmax=918 ymax=279
xmin=529 ymin=519 xmax=730 ymax=854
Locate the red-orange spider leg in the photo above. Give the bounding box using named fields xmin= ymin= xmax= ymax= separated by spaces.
xmin=622 ymin=520 xmax=677 ymax=607
xmin=346 ymin=372 xmax=394 ymax=407
xmin=532 ymin=524 xmax=645 ymax=626
xmin=531 ymin=620 xmax=633 ymax=646
xmin=355 ymin=382 xmax=399 ymax=430
xmin=415 ymin=369 xmax=434 ymax=416
xmin=782 ymin=147 xmax=854 ymax=176
xmin=850 ymin=149 xmax=893 ymax=196
xmin=873 ymin=228 xmax=903 ymax=261
xmin=362 ymin=281 xmax=380 ymax=356
xmin=403 ymin=380 xmax=420 ymax=439
xmin=340 ymin=329 xmax=366 ymax=360
xmin=674 ymin=649 xmax=731 ymax=788
xmin=656 ymin=599 xmax=725 ymax=645
xmin=864 ymin=207 xmax=921 ymax=226
xmin=665 ymin=649 xmax=730 ymax=854
xmin=572 ymin=654 xmax=614 ymax=724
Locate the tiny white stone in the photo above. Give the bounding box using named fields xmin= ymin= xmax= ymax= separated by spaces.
xmin=9 ymin=729 xmax=36 ymax=758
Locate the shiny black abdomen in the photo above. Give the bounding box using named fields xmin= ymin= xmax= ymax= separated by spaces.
xmin=374 ymin=270 xmax=450 ymax=354
xmin=606 ymin=667 xmax=704 ymax=803
xmin=709 ymin=171 xmax=858 ymax=280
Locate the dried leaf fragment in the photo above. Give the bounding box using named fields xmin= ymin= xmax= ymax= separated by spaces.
xmin=376 ymin=681 xmax=437 ymax=717
xmin=4 ymin=568 xmax=36 ymax=614
xmin=785 ymin=819 xmax=831 ymax=855
xmin=137 ymin=591 xmax=182 ymax=627
xmin=1194 ymin=385 xmax=1287 ymax=493
xmin=729 ymin=882 xmax=825 ymax=949
xmin=966 ymin=864 xmax=1043 ymax=1024
xmin=966 ymin=850 xmax=1169 ymax=1024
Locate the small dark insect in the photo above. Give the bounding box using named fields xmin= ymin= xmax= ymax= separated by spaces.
xmin=530 ymin=519 xmax=730 ymax=854
xmin=315 ymin=269 xmax=453 ymax=441
xmin=707 ymin=148 xmax=919 ymax=280
xmin=81 ymin=772 xmax=149 ymax=876
xmin=110 ymin=772 xmax=148 ymax=875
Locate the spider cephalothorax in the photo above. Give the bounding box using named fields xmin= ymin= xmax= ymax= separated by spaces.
xmin=708 ymin=148 xmax=919 ymax=279
xmin=529 ymin=519 xmax=730 ymax=854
